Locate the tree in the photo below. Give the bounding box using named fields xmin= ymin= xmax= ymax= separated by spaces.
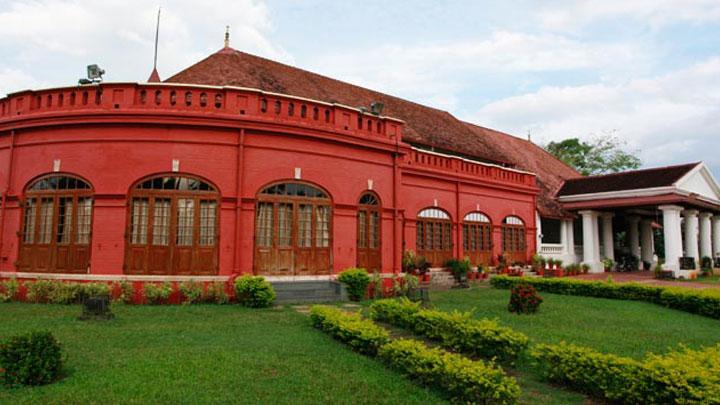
xmin=544 ymin=133 xmax=641 ymax=176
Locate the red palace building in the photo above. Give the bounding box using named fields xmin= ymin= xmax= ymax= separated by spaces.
xmin=0 ymin=40 xmax=582 ymax=282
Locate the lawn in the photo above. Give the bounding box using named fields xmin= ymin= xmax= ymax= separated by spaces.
xmin=432 ymin=285 xmax=720 ymax=359
xmin=0 ymin=304 xmax=445 ymax=405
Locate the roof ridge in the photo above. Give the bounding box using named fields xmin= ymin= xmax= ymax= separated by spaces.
xmin=571 ymin=162 xmax=701 ymax=181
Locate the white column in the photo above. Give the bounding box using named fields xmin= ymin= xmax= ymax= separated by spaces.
xmin=640 ymin=219 xmax=654 ymax=266
xmin=713 ymin=217 xmax=720 ymax=258
xmin=601 ymin=213 xmax=614 ymax=261
xmin=628 ymin=216 xmax=641 ymax=259
xmin=699 ymin=213 xmax=712 ymax=260
xmin=683 ymin=209 xmax=699 ymax=266
xmin=579 ymin=210 xmax=602 ymax=272
xmin=536 ymin=211 xmax=542 ymax=249
xmin=565 ymin=219 xmax=575 ymax=260
xmin=660 ymin=205 xmax=684 ymax=272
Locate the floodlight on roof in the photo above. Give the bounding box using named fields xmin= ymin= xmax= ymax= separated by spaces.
xmin=87 ymin=64 xmax=105 ymax=81
xmin=370 ymin=102 xmax=384 ymax=115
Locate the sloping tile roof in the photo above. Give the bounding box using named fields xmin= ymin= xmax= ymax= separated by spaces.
xmin=557 ymin=163 xmax=699 ymax=196
xmin=166 ymin=47 xmax=581 ymax=217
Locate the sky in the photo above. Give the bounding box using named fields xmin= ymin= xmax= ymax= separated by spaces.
xmin=1 ymin=0 xmax=719 ymax=176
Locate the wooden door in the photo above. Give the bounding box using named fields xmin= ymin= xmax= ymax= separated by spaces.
xmin=254 ymin=182 xmax=332 ymax=276
xmin=125 ymin=175 xmax=219 ymax=275
xmin=502 ymin=216 xmax=527 ymax=264
xmin=357 ymin=197 xmax=381 ymax=272
xmin=463 ymin=216 xmax=492 ymax=266
xmin=18 ymin=175 xmax=93 ymax=274
xmin=416 ymin=219 xmax=453 ymax=267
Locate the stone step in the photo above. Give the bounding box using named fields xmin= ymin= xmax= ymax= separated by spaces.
xmin=270 ymin=280 xmax=347 ymax=304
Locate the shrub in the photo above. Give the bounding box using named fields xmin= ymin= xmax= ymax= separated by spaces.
xmin=24 ymin=281 xmax=110 ymax=305
xmin=402 ymin=250 xmax=417 ymax=272
xmin=0 ymin=278 xmax=19 ymax=302
xmin=204 ymin=282 xmax=229 ymax=304
xmin=310 ymin=305 xmax=389 ymax=356
xmin=143 ymin=282 xmax=172 ymax=305
xmin=508 ymin=282 xmax=542 ymax=314
xmin=337 ymin=268 xmax=371 ymax=301
xmin=114 ymin=280 xmax=135 ymax=304
xmin=179 ymin=280 xmax=203 ymax=304
xmin=370 ymin=298 xmax=529 ymax=363
xmin=0 ymin=331 xmax=63 ymax=387
xmin=379 ymin=339 xmax=520 ymax=404
xmin=26 ymin=280 xmax=57 ymax=303
xmin=530 ymin=342 xmax=720 ymax=404
xmin=234 ymin=276 xmax=276 ymax=308
xmin=490 ymin=275 xmax=720 ymax=319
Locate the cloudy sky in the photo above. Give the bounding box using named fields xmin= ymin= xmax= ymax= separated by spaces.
xmin=1 ymin=0 xmax=719 ymax=175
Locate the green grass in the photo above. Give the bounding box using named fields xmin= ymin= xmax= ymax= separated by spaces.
xmin=433 ymin=286 xmax=720 ymax=359
xmin=677 ymin=274 xmax=720 ymax=285
xmin=0 ymin=304 xmax=445 ymax=405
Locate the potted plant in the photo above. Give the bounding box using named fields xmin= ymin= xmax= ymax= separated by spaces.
xmin=446 ymin=257 xmax=471 ymax=287
xmin=415 ymin=255 xmax=431 ymax=282
xmin=581 ymin=263 xmax=591 ymax=274
xmin=602 ymin=257 xmax=615 ymax=272
xmin=402 ymin=250 xmax=417 ymax=273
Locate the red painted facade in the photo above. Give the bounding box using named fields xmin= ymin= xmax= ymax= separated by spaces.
xmin=0 ymin=83 xmax=538 ymax=278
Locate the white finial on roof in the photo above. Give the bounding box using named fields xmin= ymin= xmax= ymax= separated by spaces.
xmin=224 ymin=25 xmax=230 ymax=48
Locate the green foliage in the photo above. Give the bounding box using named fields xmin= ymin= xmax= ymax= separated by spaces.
xmin=179 ymin=280 xmax=203 ymax=305
xmin=378 ymin=339 xmax=520 ymax=404
xmin=402 ymin=250 xmax=417 ymax=272
xmin=369 ymin=298 xmax=529 ymax=364
xmin=601 ymin=257 xmax=615 ymax=270
xmin=309 ymin=305 xmax=389 ymax=356
xmin=530 ymin=342 xmax=720 ymax=404
xmin=234 ymin=276 xmax=276 ymax=308
xmin=115 ymin=281 xmax=135 ymax=304
xmin=143 ymin=282 xmax=172 ymax=305
xmin=544 ymin=135 xmax=641 ymax=176
xmin=508 ymin=283 xmax=542 ymax=314
xmin=204 ymin=282 xmax=229 ymax=304
xmin=337 ymin=268 xmax=371 ymax=301
xmin=446 ymin=257 xmax=471 ymax=279
xmin=0 ymin=278 xmax=19 ymax=302
xmin=491 ymin=275 xmax=720 ymax=319
xmin=0 ymin=331 xmax=63 ymax=387
xmin=25 ymin=280 xmax=110 ymax=304
xmin=369 ymin=271 xmax=383 ymax=299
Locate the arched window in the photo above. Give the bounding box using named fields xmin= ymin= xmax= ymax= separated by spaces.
xmin=463 ymin=212 xmax=492 ymax=265
xmin=255 ymin=182 xmax=332 ymax=276
xmin=125 ymin=175 xmax=219 ymax=275
xmin=502 ymin=216 xmax=526 ymax=264
xmin=18 ymin=174 xmax=93 ymax=273
xmin=416 ymin=208 xmax=453 ymax=266
xmin=357 ymin=192 xmax=381 ymax=271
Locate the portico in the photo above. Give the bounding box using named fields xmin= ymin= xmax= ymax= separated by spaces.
xmin=547 ymin=163 xmax=720 ymax=277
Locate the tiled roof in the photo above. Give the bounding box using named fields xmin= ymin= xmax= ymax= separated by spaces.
xmin=166 ymin=47 xmax=581 ymax=217
xmin=557 ymin=163 xmax=699 ymax=196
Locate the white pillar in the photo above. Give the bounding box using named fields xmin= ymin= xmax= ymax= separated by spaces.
xmin=699 ymin=213 xmax=712 ymax=260
xmin=713 ymin=217 xmax=720 ymax=258
xmin=628 ymin=216 xmax=641 ymax=259
xmin=683 ymin=209 xmax=699 ymax=266
xmin=579 ymin=210 xmax=602 ymax=272
xmin=640 ymin=219 xmax=654 ymax=267
xmin=536 ymin=211 xmax=542 ymax=250
xmin=601 ymin=213 xmax=614 ymax=261
xmin=660 ymin=205 xmax=683 ymax=272
xmin=565 ymin=219 xmax=575 ymax=260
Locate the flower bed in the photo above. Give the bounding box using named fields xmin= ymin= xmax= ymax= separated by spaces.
xmin=490 ymin=275 xmax=720 ymax=319
xmin=369 ymin=298 xmax=529 ymax=363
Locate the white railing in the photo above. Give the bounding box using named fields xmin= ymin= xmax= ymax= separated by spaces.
xmin=539 ymin=244 xmax=564 ymax=254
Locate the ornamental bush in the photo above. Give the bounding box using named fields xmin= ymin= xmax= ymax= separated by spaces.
xmin=0 ymin=278 xmax=19 ymax=302
xmin=491 ymin=275 xmax=720 ymax=319
xmin=204 ymin=282 xmax=229 ymax=304
xmin=369 ymin=298 xmax=529 ymax=363
xmin=26 ymin=280 xmax=111 ymax=304
xmin=337 ymin=268 xmax=371 ymax=301
xmin=179 ymin=280 xmax=203 ymax=304
xmin=310 ymin=305 xmax=389 ymax=356
xmin=508 ymin=282 xmax=542 ymax=314
xmin=0 ymin=331 xmax=63 ymax=387
xmin=378 ymin=339 xmax=520 ymax=404
xmin=530 ymin=342 xmax=720 ymax=404
xmin=234 ymin=276 xmax=276 ymax=308
xmin=143 ymin=282 xmax=172 ymax=305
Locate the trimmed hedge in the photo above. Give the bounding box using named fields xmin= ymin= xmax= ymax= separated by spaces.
xmin=530 ymin=342 xmax=720 ymax=404
xmin=234 ymin=276 xmax=276 ymax=308
xmin=491 ymin=275 xmax=720 ymax=319
xmin=337 ymin=268 xmax=371 ymax=301
xmin=369 ymin=298 xmax=529 ymax=363
xmin=0 ymin=331 xmax=63 ymax=387
xmin=26 ymin=280 xmax=110 ymax=304
xmin=379 ymin=339 xmax=520 ymax=404
xmin=309 ymin=305 xmax=389 ymax=355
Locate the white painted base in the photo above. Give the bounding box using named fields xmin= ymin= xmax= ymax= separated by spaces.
xmin=674 ymin=269 xmax=700 ymax=280
xmin=587 ymin=261 xmax=604 ymax=273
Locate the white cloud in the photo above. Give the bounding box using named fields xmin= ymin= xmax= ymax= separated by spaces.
xmin=472 ymin=57 xmax=720 ymax=169
xmin=537 ymin=0 xmax=720 ymax=32
xmin=0 ymin=0 xmax=291 ymax=95
xmin=307 ymin=30 xmax=648 ymax=111
xmin=0 ymin=68 xmax=45 ymax=96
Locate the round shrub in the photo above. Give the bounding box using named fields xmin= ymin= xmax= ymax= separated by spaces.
xmin=0 ymin=331 xmax=63 ymax=387
xmin=337 ymin=268 xmax=371 ymax=301
xmin=234 ymin=276 xmax=276 ymax=308
xmin=509 ymin=282 xmax=543 ymax=314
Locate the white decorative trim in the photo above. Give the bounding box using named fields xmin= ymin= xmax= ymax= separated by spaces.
xmin=558 ymin=186 xmax=675 ymax=202
xmin=294 ymin=167 xmax=301 ymax=180
xmin=53 ymin=159 xmax=61 ymax=172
